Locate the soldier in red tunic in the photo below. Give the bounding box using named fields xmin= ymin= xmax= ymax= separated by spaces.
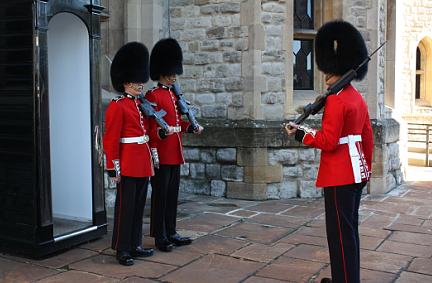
xmin=103 ymin=42 xmax=156 ymax=265
xmin=145 ymin=38 xmax=204 ymax=251
xmin=286 ymin=20 xmax=374 ymax=283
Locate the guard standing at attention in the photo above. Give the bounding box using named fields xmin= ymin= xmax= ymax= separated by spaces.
xmin=285 ymin=20 xmax=374 ymax=283
xmin=103 ymin=42 xmax=156 ymax=265
xmin=145 ymin=38 xmax=204 ymax=252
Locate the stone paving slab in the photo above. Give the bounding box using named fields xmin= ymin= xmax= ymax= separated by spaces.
xmin=377 ymin=239 xmax=432 ymax=258
xmin=216 ymin=222 xmax=293 ymax=244
xmin=69 ymin=254 xmax=176 ymax=279
xmin=175 ymin=213 xmax=239 ymax=233
xmin=395 ymin=271 xmax=432 ymax=283
xmin=231 ymin=242 xmax=294 ymax=263
xmin=2 ymin=248 xmax=99 ymax=269
xmin=159 ymin=254 xmax=265 ymax=283
xmin=360 ymin=250 xmax=412 ymax=273
xmin=388 ymin=231 xmax=432 ymax=246
xmin=407 ymin=258 xmax=432 ymax=276
xmin=36 ymin=270 xmax=117 ymax=283
xmin=179 ymin=235 xmax=248 ymax=255
xmin=278 ymin=233 xmax=328 ymax=247
xmin=0 ymin=257 xmax=61 ymax=283
xmin=143 ymin=249 xmax=202 ymax=267
xmin=242 ymin=277 xmax=291 ymax=283
xmin=280 ymin=206 xmax=325 ymax=219
xmin=283 ymin=245 xmax=330 ymax=263
xmin=245 ymin=202 xmax=295 ymax=214
xmin=256 ymin=257 xmax=325 ymax=282
xmin=246 ymin=213 xmax=308 ymax=229
xmin=1 ymin=181 xmax=431 ymax=282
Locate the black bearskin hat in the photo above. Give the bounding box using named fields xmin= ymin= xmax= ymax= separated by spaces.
xmin=315 ymin=20 xmax=368 ymax=81
xmin=110 ymin=42 xmax=149 ymax=93
xmin=150 ymin=38 xmax=183 ymax=81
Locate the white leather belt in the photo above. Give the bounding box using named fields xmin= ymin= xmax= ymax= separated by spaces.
xmin=339 ymin=135 xmax=362 ymax=183
xmin=172 ymin=126 xmax=181 ymax=133
xmin=120 ymin=135 xmax=149 ymax=144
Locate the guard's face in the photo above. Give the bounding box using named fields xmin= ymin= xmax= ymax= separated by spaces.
xmin=124 ymin=82 xmax=143 ymax=95
xmin=164 ymin=74 xmax=177 ymax=85
xmin=324 ymin=73 xmax=340 ymax=86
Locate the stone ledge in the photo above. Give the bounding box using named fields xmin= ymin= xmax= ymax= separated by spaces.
xmin=183 ymin=118 xmax=399 ymax=148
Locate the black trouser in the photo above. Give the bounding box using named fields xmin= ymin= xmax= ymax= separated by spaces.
xmin=150 ymin=164 xmax=180 ymax=238
xmin=324 ymin=181 xmax=367 ymax=283
xmin=111 ymin=176 xmax=149 ymax=252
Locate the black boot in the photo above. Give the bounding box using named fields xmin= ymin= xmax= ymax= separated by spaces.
xmin=129 ymin=246 xmax=154 ymax=257
xmin=155 ymin=237 xmax=173 ymax=252
xmin=168 ymin=233 xmax=193 ymax=246
xmin=116 ymin=251 xmax=134 ymax=266
xmin=321 ymin=278 xmax=332 ymax=283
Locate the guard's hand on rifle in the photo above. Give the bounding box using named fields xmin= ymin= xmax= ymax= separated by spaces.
xmin=166 ymin=126 xmax=175 ymax=136
xmin=193 ymin=125 xmax=204 ymax=134
xmin=285 ymin=122 xmax=298 ymax=136
xmin=151 ymin=148 xmax=160 ymax=169
xmin=110 ymin=176 xmax=121 ymax=183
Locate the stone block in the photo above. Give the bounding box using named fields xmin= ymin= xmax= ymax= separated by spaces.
xmin=368 ymin=176 xmax=387 ymax=194
xmin=200 ymin=148 xmax=217 ymax=163
xmin=206 ymin=164 xmax=221 ymax=179
xmin=268 ymin=149 xmax=298 ymax=166
xmin=244 ymin=165 xmax=283 ymax=183
xmin=302 ymin=163 xmax=319 ymax=180
xmin=221 ymin=165 xmax=244 ymax=181
xmin=221 ymin=2 xmax=241 ymax=13
xmin=282 ymin=165 xmax=303 ymax=180
xmin=211 ymin=180 xmax=226 ymax=197
xmin=299 ymin=148 xmax=315 ymax=162
xmin=299 ymin=181 xmax=323 ymax=198
xmin=371 ymin=118 xmax=400 ymax=145
xmin=216 ymin=148 xmax=237 ymax=164
xmin=226 ymin=182 xmax=267 ymax=200
xmin=190 ymin=163 xmax=205 ymax=179
xmin=181 ymin=179 xmax=211 ymax=195
xmin=373 ymin=144 xmax=387 ymax=162
xmin=181 ymin=163 xmax=190 ymax=176
xmin=238 ymin=147 xmax=268 ymax=166
xmin=264 ymin=105 xmax=284 ymax=120
xmin=267 ymin=181 xmax=298 ymax=199
xmin=202 ymin=105 xmax=227 ymax=118
xmin=184 ymin=147 xmax=200 ymax=161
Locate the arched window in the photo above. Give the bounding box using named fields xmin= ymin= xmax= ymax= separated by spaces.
xmin=415 ymin=39 xmax=432 ymax=107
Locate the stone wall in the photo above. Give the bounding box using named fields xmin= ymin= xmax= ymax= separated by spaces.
xmin=398 ymin=0 xmax=432 ymax=113
xmin=179 ymin=118 xmax=402 ymax=200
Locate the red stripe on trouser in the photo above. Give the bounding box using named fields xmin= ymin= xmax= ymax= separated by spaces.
xmin=150 ymin=177 xmax=155 ymax=236
xmin=114 ymin=181 xmax=123 ymax=250
xmin=334 ymin=186 xmax=348 ymax=283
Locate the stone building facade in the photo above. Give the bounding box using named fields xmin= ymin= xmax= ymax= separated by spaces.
xmin=100 ymin=0 xmax=424 ymax=207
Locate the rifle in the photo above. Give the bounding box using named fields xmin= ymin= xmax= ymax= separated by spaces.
xmin=287 ymin=41 xmax=387 ymax=130
xmin=171 ymin=82 xmax=200 ymax=131
xmin=137 ymin=93 xmax=170 ymax=134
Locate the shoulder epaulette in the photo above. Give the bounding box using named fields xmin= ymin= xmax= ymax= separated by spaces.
xmin=112 ymin=95 xmax=125 ymax=102
xmin=147 ymin=86 xmax=158 ymax=93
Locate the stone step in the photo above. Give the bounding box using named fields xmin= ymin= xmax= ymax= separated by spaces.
xmin=407 ymin=151 xmax=432 ymax=166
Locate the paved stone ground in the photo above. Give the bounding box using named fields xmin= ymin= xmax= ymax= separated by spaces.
xmin=1 ymin=181 xmax=432 ymax=283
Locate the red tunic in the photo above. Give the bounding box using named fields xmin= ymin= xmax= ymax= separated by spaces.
xmin=145 ymin=85 xmax=191 ymax=165
xmin=103 ymin=94 xmax=157 ymax=177
xmin=295 ymin=85 xmax=373 ymax=187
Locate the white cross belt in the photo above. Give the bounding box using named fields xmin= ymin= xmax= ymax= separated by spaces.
xmin=339 ymin=135 xmax=362 ymax=183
